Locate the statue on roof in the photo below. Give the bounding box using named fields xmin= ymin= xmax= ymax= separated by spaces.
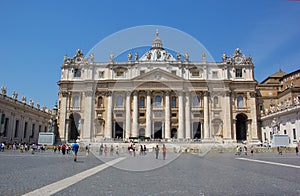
xmin=89 ymin=53 xmax=94 ymax=63
xmin=184 ymin=52 xmax=189 ymax=62
xmin=202 ymin=53 xmax=206 ymax=62
xmin=75 ymin=49 xmax=83 ymax=57
xmin=222 ymin=52 xmax=227 ymax=63
xmin=135 ymin=52 xmax=139 ymax=61
xmin=147 ymin=52 xmax=152 ymax=60
xmin=176 ymin=52 xmax=181 ymax=61
xmin=128 ymin=52 xmax=132 ymax=62
xmin=156 ymin=50 xmax=161 ymax=60
xmin=64 ymin=55 xmax=67 ymax=64
xmin=110 ymin=53 xmax=114 ymax=62
xmin=22 ymin=96 xmax=26 ymax=103
xmin=1 ymin=86 xmax=7 ymax=95
xmin=12 ymin=91 xmax=18 ymax=99
xmin=29 ymin=99 xmax=34 ymax=107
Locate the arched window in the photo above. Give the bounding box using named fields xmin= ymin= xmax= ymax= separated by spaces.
xmin=213 ymin=96 xmax=218 ymax=107
xmin=117 ymin=96 xmax=123 ymax=107
xmin=73 ymin=95 xmax=79 ymax=107
xmin=237 ymin=96 xmax=244 ymax=108
xmin=171 ymin=96 xmax=177 ymax=108
xmin=140 ymin=96 xmax=145 ymax=107
xmin=98 ymin=96 xmax=103 ymax=107
xmin=193 ymin=96 xmax=199 ymax=107
xmin=155 ymin=95 xmax=162 ymax=106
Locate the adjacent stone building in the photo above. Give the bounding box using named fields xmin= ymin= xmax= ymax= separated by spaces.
xmin=258 ymin=69 xmax=300 ymax=146
xmin=57 ymin=33 xmax=259 ymax=144
xmin=0 ymin=87 xmax=53 ymax=144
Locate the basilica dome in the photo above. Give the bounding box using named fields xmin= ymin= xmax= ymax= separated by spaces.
xmin=139 ymin=31 xmax=176 ymax=62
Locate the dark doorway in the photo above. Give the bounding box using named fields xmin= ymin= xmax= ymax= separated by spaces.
xmin=193 ymin=122 xmax=201 ymax=139
xmin=153 ymin=122 xmax=162 ymax=139
xmin=171 ymin=128 xmax=177 ymax=139
xmin=139 ymin=128 xmax=145 ymax=138
xmin=69 ymin=113 xmax=81 ymax=142
xmin=236 ymin=114 xmax=247 ymax=142
xmin=114 ymin=122 xmax=123 ymax=138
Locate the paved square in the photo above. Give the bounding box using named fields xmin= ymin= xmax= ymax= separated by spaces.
xmin=0 ymin=149 xmax=299 ymax=195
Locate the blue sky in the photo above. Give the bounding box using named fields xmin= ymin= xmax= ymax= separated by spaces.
xmin=0 ymin=0 xmax=299 ymax=108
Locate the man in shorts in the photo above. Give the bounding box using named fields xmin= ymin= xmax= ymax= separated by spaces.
xmin=72 ymin=141 xmax=79 ymax=162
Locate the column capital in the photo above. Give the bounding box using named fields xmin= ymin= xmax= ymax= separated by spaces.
xmin=60 ymin=91 xmax=69 ymax=97
xmin=146 ymin=90 xmax=152 ymax=96
xmin=133 ymin=91 xmax=139 ymax=96
xmin=203 ymin=91 xmax=210 ymax=96
xmin=84 ymin=91 xmax=94 ymax=97
xmin=250 ymin=92 xmax=256 ymax=98
xmin=126 ymin=91 xmax=132 ymax=96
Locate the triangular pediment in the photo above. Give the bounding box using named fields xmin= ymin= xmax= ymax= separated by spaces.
xmin=132 ymin=68 xmax=185 ymax=81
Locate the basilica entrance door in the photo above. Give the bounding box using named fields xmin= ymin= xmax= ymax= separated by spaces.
xmin=68 ymin=113 xmax=81 ymax=142
xmin=153 ymin=122 xmax=162 ymax=139
xmin=193 ymin=122 xmax=201 ymax=139
xmin=114 ymin=122 xmax=123 ymax=139
xmin=236 ymin=114 xmax=247 ymax=142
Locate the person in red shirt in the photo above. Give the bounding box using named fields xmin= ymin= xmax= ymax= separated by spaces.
xmin=162 ymin=144 xmax=167 ymax=160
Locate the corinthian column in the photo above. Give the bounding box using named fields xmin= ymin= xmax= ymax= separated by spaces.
xmin=165 ymin=91 xmax=171 ymax=139
xmin=106 ymin=91 xmax=113 ymax=138
xmin=185 ymin=92 xmax=191 ymax=139
xmin=178 ymin=91 xmax=184 ymax=139
xmin=132 ymin=91 xmax=138 ymax=137
xmin=146 ymin=91 xmax=152 ymax=138
xmin=204 ymin=92 xmax=210 ymax=139
xmin=125 ymin=91 xmax=131 ymax=139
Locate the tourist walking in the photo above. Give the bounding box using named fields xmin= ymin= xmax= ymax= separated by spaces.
xmin=155 ymin=145 xmax=159 ymax=159
xmin=162 ymin=144 xmax=167 ymax=160
xmin=61 ymin=144 xmax=66 ymax=155
xmin=99 ymin=144 xmax=104 ymax=156
xmin=104 ymin=144 xmax=108 ymax=156
xmin=143 ymin=145 xmax=147 ymax=155
xmin=295 ymin=145 xmax=299 ymax=156
xmin=244 ymin=146 xmax=248 ymax=156
xmin=140 ymin=145 xmax=143 ymax=156
xmin=85 ymin=144 xmax=90 ymax=157
xmin=250 ymin=146 xmax=254 ymax=156
xmin=72 ymin=141 xmax=79 ymax=162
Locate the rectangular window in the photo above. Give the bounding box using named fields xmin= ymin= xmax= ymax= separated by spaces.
xmin=139 ymin=113 xmax=145 ymax=117
xmin=171 ymin=113 xmax=177 ymax=117
xmin=235 ymin=69 xmax=243 ymax=78
xmin=212 ymin=71 xmax=218 ymax=78
xmin=293 ymin=128 xmax=296 ymax=140
xmin=194 ymin=114 xmax=201 ymax=118
xmin=191 ymin=70 xmax=199 ymax=77
xmin=116 ymin=71 xmax=124 ymax=77
xmin=99 ymin=71 xmax=105 ymax=78
xmin=14 ymin=120 xmax=19 ymax=138
xmin=74 ymin=69 xmax=81 ymax=77
xmin=3 ymin=118 xmax=9 ymax=137
xmin=24 ymin=122 xmax=28 ymax=138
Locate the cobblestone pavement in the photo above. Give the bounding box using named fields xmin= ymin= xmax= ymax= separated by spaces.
xmin=0 ymin=150 xmax=299 ymax=195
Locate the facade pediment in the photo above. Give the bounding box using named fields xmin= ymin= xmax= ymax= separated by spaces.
xmin=132 ymin=68 xmax=184 ymax=81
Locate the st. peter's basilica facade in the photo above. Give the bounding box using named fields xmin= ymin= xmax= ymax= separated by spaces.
xmin=57 ymin=33 xmax=259 ymax=144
